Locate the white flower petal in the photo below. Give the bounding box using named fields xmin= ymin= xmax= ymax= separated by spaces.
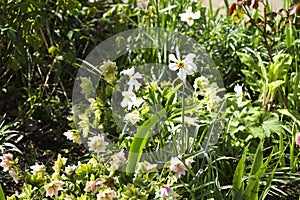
xmin=121 ymin=68 xmax=134 ymax=76
xmin=133 ymin=72 xmax=143 ymax=79
xmin=169 ymin=54 xmax=178 ymax=63
xmin=179 ymin=13 xmax=189 ymax=21
xmin=185 ymin=53 xmax=196 ymax=61
xmin=193 ymin=10 xmax=200 ymax=19
xmin=178 ymin=69 xmax=187 ymax=81
xmin=175 ymin=46 xmax=181 ymax=59
xmin=186 ymin=6 xmax=193 ymax=14
xmin=187 ymin=19 xmax=194 ymax=26
xmin=169 ymin=63 xmax=178 ymax=71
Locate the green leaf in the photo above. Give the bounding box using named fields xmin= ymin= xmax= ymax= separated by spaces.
xmin=259 ymin=163 xmax=278 ymax=200
xmin=159 ymin=5 xmax=177 ymax=13
xmin=278 ymin=109 xmax=300 ymax=127
xmin=261 ymin=115 xmax=281 ymax=137
xmin=258 ymin=53 xmax=267 ymax=83
xmin=268 ymin=53 xmax=292 ymax=81
xmin=243 ymin=147 xmax=273 ymax=200
xmin=79 ymin=77 xmax=94 ymax=99
xmin=232 ymin=144 xmax=249 ymax=200
xmin=126 ymin=109 xmax=166 ymax=175
xmin=247 ymin=141 xmax=264 ymax=200
xmin=266 ymin=80 xmax=285 ymax=91
xmin=249 ymin=127 xmax=266 ymax=139
xmin=0 ymin=184 xmax=5 ymax=200
xmin=237 ymin=52 xmax=260 ymax=74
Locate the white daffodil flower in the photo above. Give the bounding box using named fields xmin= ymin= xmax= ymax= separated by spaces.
xmin=121 ymin=90 xmax=137 ymax=110
xmin=234 ymin=83 xmax=244 ymax=107
xmin=179 ymin=6 xmax=200 ymax=26
xmin=169 ymin=48 xmax=197 ymax=82
xmin=121 ymin=67 xmax=143 ymax=91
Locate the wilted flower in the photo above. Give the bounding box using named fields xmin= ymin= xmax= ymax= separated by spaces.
xmin=185 ymin=156 xmax=195 ymax=168
xmin=9 ymin=168 xmax=19 ymax=183
xmin=296 ymin=132 xmax=300 ymax=148
xmin=64 ymin=165 xmax=77 ymax=175
xmin=121 ymin=67 xmax=143 ymax=91
xmin=124 ymin=110 xmax=141 ymax=125
xmin=184 ymin=116 xmax=198 ymax=126
xmin=179 ymin=6 xmax=200 ymax=26
xmin=109 ymin=150 xmax=126 ymax=172
xmin=155 ymin=186 xmax=175 ymax=199
xmin=207 ymin=94 xmax=222 ymax=112
xmin=44 ymin=180 xmax=64 ymax=197
xmin=170 ymin=157 xmax=187 ymax=180
xmin=87 ymin=134 xmax=109 ymax=153
xmin=169 ymin=48 xmax=197 ymax=82
xmin=193 ymin=76 xmax=209 ymax=91
xmin=0 ymin=153 xmax=14 ymax=172
xmin=135 ymin=160 xmax=157 ymax=174
xmin=64 ymin=130 xmax=82 ymax=144
xmin=30 ymin=163 xmax=46 ymax=175
xmin=234 ymin=83 xmax=244 ymax=107
xmin=84 ymin=180 xmax=105 ymax=193
xmin=97 ymin=189 xmax=117 ymax=200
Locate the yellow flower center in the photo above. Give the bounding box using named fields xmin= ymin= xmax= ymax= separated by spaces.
xmin=188 ymin=16 xmax=193 ymax=21
xmin=177 ymin=61 xmax=184 ymax=69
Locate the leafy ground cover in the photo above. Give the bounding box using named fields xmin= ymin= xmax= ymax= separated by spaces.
xmin=1 ymin=0 xmax=300 ymax=199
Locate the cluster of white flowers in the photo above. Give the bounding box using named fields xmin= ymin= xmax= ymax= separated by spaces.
xmin=87 ymin=134 xmax=109 ymax=154
xmin=109 ymin=150 xmax=126 ymax=173
xmin=120 ymin=67 xmax=144 ymax=124
xmin=193 ymin=76 xmax=209 ymax=92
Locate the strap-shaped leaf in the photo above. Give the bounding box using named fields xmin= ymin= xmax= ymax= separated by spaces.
xmin=0 ymin=184 xmax=5 ymax=200
xmin=126 ymin=109 xmax=166 ymax=175
xmin=232 ymin=144 xmax=249 ymax=200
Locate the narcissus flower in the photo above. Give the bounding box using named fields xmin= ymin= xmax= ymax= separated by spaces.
xmin=121 ymin=90 xmax=138 ymax=110
xmin=169 ymin=49 xmax=197 ymax=82
xmin=179 ymin=6 xmax=200 ymax=26
xmin=234 ymin=83 xmax=244 ymax=107
xmin=121 ymin=67 xmax=143 ymax=91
